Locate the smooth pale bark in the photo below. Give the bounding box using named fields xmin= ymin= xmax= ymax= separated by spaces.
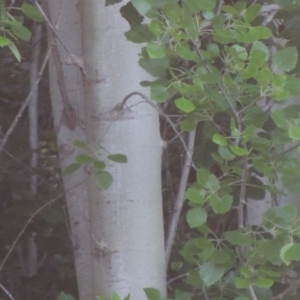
xmin=47 ymin=1 xmax=92 ymax=299
xmin=80 ymin=1 xmax=167 ymax=299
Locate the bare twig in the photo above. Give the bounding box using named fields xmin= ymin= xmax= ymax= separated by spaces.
xmin=116 ymin=91 xmax=195 ymax=167
xmin=248 ymin=285 xmax=259 ymax=300
xmin=33 ymin=0 xmax=70 ymax=55
xmin=0 ymin=282 xmax=16 ymax=300
xmin=29 ymin=23 xmax=42 ymax=195
xmin=270 ymin=278 xmax=300 ymax=300
xmin=238 ymin=156 xmax=249 ymax=230
xmin=0 ymin=193 xmax=61 ymax=274
xmin=0 ymin=181 xmax=84 ymax=275
xmin=0 ymin=42 xmax=53 ymax=155
xmin=34 ymin=0 xmax=102 ymax=84
xmin=200 ymin=4 xmax=281 ymax=30
xmin=165 ymin=130 xmax=196 ymax=265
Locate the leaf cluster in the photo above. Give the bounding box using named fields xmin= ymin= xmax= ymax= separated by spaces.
xmin=116 ymin=0 xmax=300 ymax=299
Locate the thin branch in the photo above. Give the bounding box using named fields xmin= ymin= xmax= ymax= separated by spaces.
xmin=190 ymin=39 xmax=240 ymax=129
xmin=248 ymin=285 xmax=259 ymax=300
xmin=215 ymin=0 xmax=223 ymax=15
xmin=29 ymin=23 xmax=42 ymax=195
xmin=34 ymin=0 xmax=101 ymax=83
xmin=0 ymin=41 xmax=52 ymax=155
xmin=272 ymin=142 xmax=300 ymax=160
xmin=270 ymin=278 xmax=300 ymax=300
xmin=165 ymin=130 xmax=196 ymax=266
xmin=0 ymin=282 xmax=16 ymax=300
xmin=0 ymin=181 xmax=84 ymax=275
xmin=238 ymin=156 xmax=248 ymax=230
xmin=116 ymin=91 xmax=196 ymax=168
xmin=200 ymin=4 xmax=281 ymax=30
xmin=33 ymin=0 xmax=71 ymax=55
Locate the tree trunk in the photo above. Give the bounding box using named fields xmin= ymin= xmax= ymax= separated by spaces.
xmin=80 ymin=1 xmax=167 ymax=299
xmin=47 ymin=1 xmax=92 ymax=299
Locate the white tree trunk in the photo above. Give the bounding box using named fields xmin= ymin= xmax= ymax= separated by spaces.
xmin=80 ymin=1 xmax=167 ymax=299
xmin=47 ymin=1 xmax=92 ymax=299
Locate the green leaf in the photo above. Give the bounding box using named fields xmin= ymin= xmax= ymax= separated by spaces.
xmin=196 ymin=168 xmax=210 ymax=187
xmin=209 ymin=194 xmax=233 ymax=214
xmin=131 ymin=0 xmax=152 ymax=16
xmin=146 ymin=43 xmax=166 ymax=58
xmin=255 ymin=278 xmax=273 ymax=288
xmin=213 ymin=134 xmax=227 ymax=146
xmin=76 ymin=154 xmax=94 ymax=164
xmin=174 ymin=98 xmax=195 ymax=113
xmin=280 ymin=243 xmax=294 ymax=265
xmin=235 ymin=277 xmax=250 ymax=289
xmin=8 ymin=41 xmax=21 ymax=61
xmin=62 ymin=163 xmax=81 ymax=176
xmin=251 ymin=41 xmax=269 ymax=61
xmin=214 ymin=28 xmax=235 ymax=44
xmin=210 ymin=248 xmax=234 ymax=264
xmin=139 ymin=57 xmax=169 ymax=77
xmin=199 ymin=262 xmax=225 ymax=287
xmin=244 ymin=4 xmax=261 ymax=23
xmin=230 ymin=146 xmax=248 ymax=156
xmin=237 ymin=26 xmax=272 ymax=43
xmin=125 ymin=24 xmax=156 ymax=43
xmin=120 ymin=2 xmax=143 ymax=29
xmin=57 ymin=292 xmax=76 ymax=300
xmin=10 ymin=21 xmax=31 ymax=41
xmin=180 ymin=119 xmax=197 ymax=132
xmin=280 ymin=243 xmax=300 ymax=265
xmin=186 ymin=188 xmax=205 ymax=203
xmin=183 ymin=0 xmax=216 ymax=12
xmin=207 ymin=43 xmax=220 ymax=57
xmin=94 ymin=160 xmax=106 ymax=170
xmin=222 ymin=5 xmax=238 ymax=16
xmin=271 ymin=110 xmax=286 ymax=129
xmin=218 ymin=146 xmax=235 ymax=161
xmin=107 ymin=154 xmax=128 ymax=163
xmin=105 ymin=0 xmax=122 ymax=5
xmin=206 ymin=174 xmax=220 ymax=191
xmin=143 ymin=288 xmax=162 ymax=300
xmin=111 ymin=291 xmax=122 ymax=300
xmin=94 ymin=171 xmax=113 ymax=190
xmin=174 ymin=290 xmax=193 ymax=300
xmin=73 ymin=140 xmax=90 ymax=149
xmin=150 ymin=84 xmax=169 ymax=103
xmin=272 ymin=47 xmax=298 ymax=72
xmin=289 ymin=125 xmax=300 ymax=140
xmin=263 ymin=205 xmax=297 ymax=227
xmin=243 ymin=125 xmax=255 ymax=143
xmin=231 ymin=45 xmax=248 ymax=60
xmin=225 ymin=230 xmax=253 ymax=246
xmin=148 ymin=20 xmax=164 ymax=36
xmin=177 ymin=45 xmax=199 ymax=62
xmin=21 ymin=3 xmax=43 ymax=22
xmin=0 ymin=36 xmax=9 ymax=47
xmin=186 ymin=207 xmax=207 ymax=228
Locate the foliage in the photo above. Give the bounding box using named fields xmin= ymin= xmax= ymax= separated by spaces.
xmin=0 ymin=1 xmax=43 ymax=61
xmin=62 ymin=140 xmax=127 ymax=190
xmin=118 ymin=0 xmax=300 ymax=299
xmin=4 ymin=0 xmax=300 ymax=299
